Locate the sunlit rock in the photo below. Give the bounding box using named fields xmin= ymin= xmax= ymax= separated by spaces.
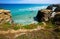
xmin=35 ymin=9 xmax=52 ymax=22
xmin=0 ymin=9 xmax=13 ymax=24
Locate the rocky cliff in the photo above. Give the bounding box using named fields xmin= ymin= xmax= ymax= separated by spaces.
xmin=35 ymin=9 xmax=52 ymax=22
xmin=47 ymin=4 xmax=60 ymax=12
xmin=35 ymin=4 xmax=60 ymax=22
xmin=0 ymin=9 xmax=13 ymax=24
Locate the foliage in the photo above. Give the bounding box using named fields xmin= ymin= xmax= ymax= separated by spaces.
xmin=13 ymin=26 xmax=20 ymax=30
xmin=0 ymin=22 xmax=11 ymax=31
xmin=0 ymin=21 xmax=56 ymax=30
xmin=22 ymin=24 xmax=37 ymax=29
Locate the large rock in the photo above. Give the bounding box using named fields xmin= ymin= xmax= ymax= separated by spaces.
xmin=46 ymin=4 xmax=60 ymax=25
xmin=35 ymin=10 xmax=44 ymax=22
xmin=35 ymin=9 xmax=52 ymax=22
xmin=47 ymin=4 xmax=60 ymax=12
xmin=54 ymin=7 xmax=60 ymax=12
xmin=47 ymin=5 xmax=53 ymax=10
xmin=52 ymin=12 xmax=60 ymax=25
xmin=0 ymin=9 xmax=13 ymax=24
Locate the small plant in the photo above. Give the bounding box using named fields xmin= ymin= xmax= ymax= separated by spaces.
xmin=0 ymin=22 xmax=11 ymax=30
xmin=38 ymin=22 xmax=43 ymax=25
xmin=44 ymin=22 xmax=56 ymax=30
xmin=23 ymin=24 xmax=37 ymax=29
xmin=13 ymin=26 xmax=20 ymax=30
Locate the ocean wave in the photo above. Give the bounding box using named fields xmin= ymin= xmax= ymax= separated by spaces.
xmin=19 ymin=6 xmax=48 ymax=11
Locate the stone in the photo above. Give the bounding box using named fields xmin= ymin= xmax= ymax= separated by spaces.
xmin=47 ymin=5 xmax=53 ymax=10
xmin=35 ymin=9 xmax=52 ymax=22
xmin=52 ymin=12 xmax=60 ymax=25
xmin=54 ymin=7 xmax=60 ymax=12
xmin=47 ymin=4 xmax=60 ymax=12
xmin=0 ymin=9 xmax=13 ymax=24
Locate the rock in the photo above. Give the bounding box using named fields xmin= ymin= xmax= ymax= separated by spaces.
xmin=47 ymin=4 xmax=60 ymax=12
xmin=0 ymin=9 xmax=13 ymax=24
xmin=35 ymin=9 xmax=52 ymax=22
xmin=47 ymin=5 xmax=53 ymax=10
xmin=35 ymin=10 xmax=44 ymax=22
xmin=54 ymin=7 xmax=60 ymax=12
xmin=52 ymin=12 xmax=60 ymax=25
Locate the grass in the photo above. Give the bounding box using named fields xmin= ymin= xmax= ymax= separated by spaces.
xmin=16 ymin=30 xmax=57 ymax=39
xmin=13 ymin=26 xmax=20 ymax=30
xmin=22 ymin=24 xmax=37 ymax=29
xmin=0 ymin=22 xmax=43 ymax=30
xmin=0 ymin=22 xmax=60 ymax=39
xmin=0 ymin=21 xmax=57 ymax=30
xmin=0 ymin=22 xmax=11 ymax=31
xmin=45 ymin=22 xmax=55 ymax=29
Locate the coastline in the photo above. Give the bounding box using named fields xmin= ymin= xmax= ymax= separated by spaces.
xmin=0 ymin=4 xmax=60 ymax=39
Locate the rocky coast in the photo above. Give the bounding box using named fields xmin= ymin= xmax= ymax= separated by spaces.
xmin=0 ymin=4 xmax=60 ymax=39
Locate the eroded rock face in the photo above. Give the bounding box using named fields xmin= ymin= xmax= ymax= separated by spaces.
xmin=35 ymin=10 xmax=44 ymax=22
xmin=53 ymin=12 xmax=60 ymax=25
xmin=54 ymin=7 xmax=60 ymax=12
xmin=47 ymin=4 xmax=60 ymax=12
xmin=47 ymin=5 xmax=53 ymax=10
xmin=35 ymin=9 xmax=52 ymax=22
xmin=36 ymin=4 xmax=60 ymax=26
xmin=0 ymin=9 xmax=13 ymax=24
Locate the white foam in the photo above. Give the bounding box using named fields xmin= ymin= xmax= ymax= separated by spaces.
xmin=19 ymin=6 xmax=47 ymax=11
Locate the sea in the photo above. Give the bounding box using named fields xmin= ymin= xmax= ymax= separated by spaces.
xmin=0 ymin=4 xmax=50 ymax=25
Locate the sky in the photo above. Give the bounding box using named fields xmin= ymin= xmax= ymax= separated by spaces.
xmin=0 ymin=0 xmax=60 ymax=4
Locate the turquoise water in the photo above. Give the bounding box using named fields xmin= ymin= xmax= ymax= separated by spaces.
xmin=0 ymin=4 xmax=50 ymax=25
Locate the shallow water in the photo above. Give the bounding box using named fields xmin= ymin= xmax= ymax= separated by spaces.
xmin=0 ymin=4 xmax=50 ymax=25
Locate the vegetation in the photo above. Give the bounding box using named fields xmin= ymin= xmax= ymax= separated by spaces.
xmin=22 ymin=24 xmax=37 ymax=29
xmin=0 ymin=21 xmax=57 ymax=30
xmin=0 ymin=22 xmax=11 ymax=31
xmin=0 ymin=22 xmax=60 ymax=39
xmin=13 ymin=26 xmax=20 ymax=30
xmin=16 ymin=30 xmax=58 ymax=39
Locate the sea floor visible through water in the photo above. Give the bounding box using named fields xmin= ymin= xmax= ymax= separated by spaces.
xmin=0 ymin=4 xmax=50 ymax=25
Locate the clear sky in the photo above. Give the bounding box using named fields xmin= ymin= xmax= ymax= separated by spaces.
xmin=0 ymin=0 xmax=60 ymax=4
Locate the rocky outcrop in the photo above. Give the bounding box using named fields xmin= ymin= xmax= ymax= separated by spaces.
xmin=35 ymin=9 xmax=52 ymax=22
xmin=47 ymin=5 xmax=53 ymax=10
xmin=54 ymin=7 xmax=60 ymax=12
xmin=0 ymin=9 xmax=13 ymax=24
xmin=52 ymin=12 xmax=60 ymax=25
xmin=35 ymin=10 xmax=44 ymax=22
xmin=47 ymin=4 xmax=60 ymax=12
xmin=35 ymin=4 xmax=60 ymax=25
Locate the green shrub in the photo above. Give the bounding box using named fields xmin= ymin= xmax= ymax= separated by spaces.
xmin=38 ymin=22 xmax=43 ymax=25
xmin=0 ymin=22 xmax=11 ymax=30
xmin=23 ymin=24 xmax=37 ymax=29
xmin=13 ymin=26 xmax=20 ymax=30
